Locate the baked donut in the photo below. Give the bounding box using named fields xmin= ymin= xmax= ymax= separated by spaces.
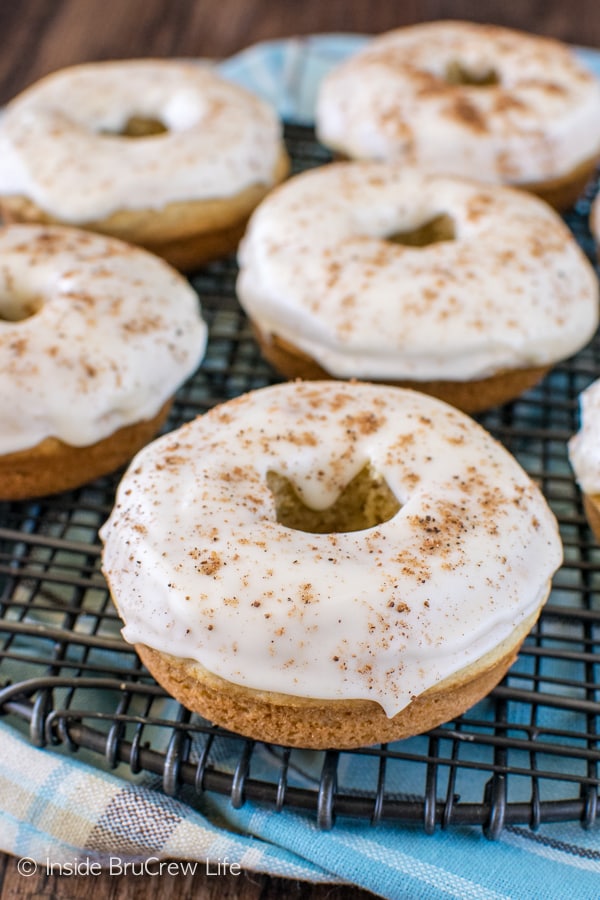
xmin=236 ymin=161 xmax=599 ymax=413
xmin=100 ymin=380 xmax=563 ymax=749
xmin=569 ymin=379 xmax=600 ymax=542
xmin=315 ymin=21 xmax=600 ymax=210
xmin=0 ymin=60 xmax=290 ymax=271
xmin=0 ymin=224 xmax=207 ymax=500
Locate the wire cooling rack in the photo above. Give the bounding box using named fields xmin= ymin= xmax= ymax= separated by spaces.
xmin=1 ymin=124 xmax=599 ymax=838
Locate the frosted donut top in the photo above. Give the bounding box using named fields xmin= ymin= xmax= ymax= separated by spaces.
xmin=569 ymin=379 xmax=600 ymax=495
xmin=100 ymin=380 xmax=562 ymax=717
xmin=0 ymin=224 xmax=207 ymax=453
xmin=0 ymin=60 xmax=285 ymax=222
xmin=316 ymin=21 xmax=600 ymax=184
xmin=237 ymin=161 xmax=599 ymax=381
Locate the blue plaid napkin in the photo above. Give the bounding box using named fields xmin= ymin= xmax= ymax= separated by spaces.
xmin=2 ymin=34 xmax=600 ymax=900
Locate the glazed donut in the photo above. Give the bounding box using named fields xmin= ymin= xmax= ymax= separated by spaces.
xmin=100 ymin=380 xmax=562 ymax=749
xmin=236 ymin=161 xmax=599 ymax=413
xmin=0 ymin=224 xmax=207 ymax=500
xmin=315 ymin=21 xmax=600 ymax=210
xmin=569 ymin=379 xmax=600 ymax=542
xmin=0 ymin=60 xmax=290 ymax=271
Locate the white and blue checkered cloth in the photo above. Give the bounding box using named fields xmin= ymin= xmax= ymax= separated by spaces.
xmin=2 ymin=35 xmax=600 ymax=900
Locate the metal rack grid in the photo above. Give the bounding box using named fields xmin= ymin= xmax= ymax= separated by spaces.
xmin=0 ymin=124 xmax=599 ymax=838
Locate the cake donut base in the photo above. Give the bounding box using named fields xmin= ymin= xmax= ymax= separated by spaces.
xmin=0 ymin=400 xmax=172 ymax=501
xmin=253 ymin=326 xmax=550 ymax=414
xmin=517 ymin=154 xmax=600 ymax=212
xmin=135 ymin=607 xmax=541 ymax=749
xmin=582 ymin=494 xmax=600 ymax=544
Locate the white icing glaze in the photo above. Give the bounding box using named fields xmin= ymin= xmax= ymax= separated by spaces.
xmin=100 ymin=381 xmax=563 ymax=717
xmin=316 ymin=21 xmax=600 ymax=184
xmin=569 ymin=379 xmax=600 ymax=494
xmin=0 ymin=224 xmax=207 ymax=453
xmin=236 ymin=161 xmax=599 ymax=381
xmin=0 ymin=60 xmax=284 ymax=222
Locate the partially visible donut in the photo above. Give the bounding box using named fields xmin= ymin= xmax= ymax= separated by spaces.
xmin=0 ymin=60 xmax=289 ymax=271
xmin=100 ymin=380 xmax=563 ymax=749
xmin=0 ymin=224 xmax=207 ymax=499
xmin=569 ymin=378 xmax=600 ymax=543
xmin=236 ymin=161 xmax=599 ymax=413
xmin=316 ymin=21 xmax=600 ymax=209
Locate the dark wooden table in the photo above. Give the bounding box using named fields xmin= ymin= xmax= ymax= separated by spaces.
xmin=2 ymin=0 xmax=600 ymax=104
xmin=1 ymin=1 xmax=599 ymax=898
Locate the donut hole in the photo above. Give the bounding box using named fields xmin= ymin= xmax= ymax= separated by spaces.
xmin=267 ymin=464 xmax=400 ymax=534
xmin=101 ymin=116 xmax=168 ymax=138
xmin=0 ymin=292 xmax=44 ymax=322
xmin=445 ymin=61 xmax=499 ymax=86
xmin=386 ymin=213 xmax=455 ymax=247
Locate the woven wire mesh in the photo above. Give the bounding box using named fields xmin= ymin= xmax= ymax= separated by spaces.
xmin=0 ymin=124 xmax=599 ymax=836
